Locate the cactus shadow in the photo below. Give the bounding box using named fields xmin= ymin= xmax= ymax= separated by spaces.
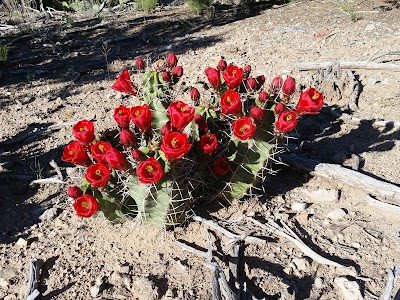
xmin=0 ymin=122 xmax=66 ymax=245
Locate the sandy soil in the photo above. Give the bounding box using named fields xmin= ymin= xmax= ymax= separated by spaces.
xmin=0 ymin=0 xmax=400 ymax=299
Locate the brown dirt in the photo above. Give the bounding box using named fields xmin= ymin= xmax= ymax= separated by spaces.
xmin=0 ymin=0 xmax=400 ymax=299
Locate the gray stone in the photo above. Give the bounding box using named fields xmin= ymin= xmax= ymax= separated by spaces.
xmin=0 ymin=277 xmax=8 ymax=287
xmin=365 ymin=23 xmax=376 ymax=31
xmin=367 ymin=77 xmax=379 ymax=85
xmin=334 ymin=277 xmax=363 ymax=300
xmin=0 ymin=268 xmax=18 ymax=280
xmin=314 ymin=277 xmax=324 ymax=289
xmin=39 ymin=207 xmax=60 ymax=222
xmin=308 ymin=189 xmax=340 ymax=203
xmin=4 ymin=295 xmax=17 ymax=300
xmin=291 ymin=202 xmax=307 ymax=212
xmin=327 ymin=208 xmax=347 ymax=221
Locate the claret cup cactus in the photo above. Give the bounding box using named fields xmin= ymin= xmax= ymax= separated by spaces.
xmin=62 ymin=55 xmax=324 ymax=228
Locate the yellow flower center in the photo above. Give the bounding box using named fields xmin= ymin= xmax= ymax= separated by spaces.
xmin=79 ymin=127 xmax=85 ymax=132
xmin=69 ymin=151 xmax=75 ymax=155
xmin=232 ymin=70 xmax=236 ymax=76
xmin=285 ymin=115 xmax=292 ymax=122
xmin=99 ymin=145 xmax=104 ymax=151
xmin=239 ymin=125 xmax=249 ymax=133
xmin=171 ymin=137 xmax=179 ymax=148
xmin=95 ymin=169 xmax=101 ymax=175
xmin=81 ymin=201 xmax=87 ymax=208
xmin=312 ymin=93 xmax=319 ymax=100
xmin=180 ymin=107 xmax=186 ymax=112
xmin=135 ymin=110 xmax=140 ymax=117
xmin=118 ymin=109 xmax=123 ymax=114
xmin=146 ymin=165 xmax=153 ymax=173
xmin=227 ymin=96 xmax=231 ymax=103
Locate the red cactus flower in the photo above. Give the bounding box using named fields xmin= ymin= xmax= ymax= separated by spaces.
xmin=172 ymin=66 xmax=183 ymax=78
xmin=296 ymin=88 xmax=324 ymax=114
xmin=73 ymin=194 xmax=99 ymax=218
xmin=204 ymin=68 xmax=221 ymax=91
xmin=105 ymin=148 xmax=130 ymax=171
xmin=166 ymin=53 xmax=178 ymax=68
xmin=258 ymin=91 xmax=269 ymax=103
xmin=131 ymin=104 xmax=152 ymax=133
xmin=190 ymin=87 xmax=200 ymax=105
xmin=194 ymin=114 xmax=209 ymax=135
xmin=199 ymin=134 xmax=218 ymax=155
xmin=220 ymin=90 xmax=242 ymax=115
xmin=168 ymin=100 xmax=195 ymax=132
xmin=212 ymin=157 xmax=230 ymax=175
xmin=113 ymin=105 xmax=131 ymax=128
xmin=72 ymin=120 xmax=95 ymax=144
xmin=223 ymin=65 xmax=244 ymax=90
xmin=162 ymin=71 xmax=171 ymax=82
xmin=282 ymin=76 xmax=296 ymax=97
xmin=120 ymin=129 xmax=136 ymax=147
xmin=270 ymin=76 xmax=283 ymax=93
xmin=217 ymin=59 xmax=227 ymax=71
xmin=67 ymin=186 xmax=83 ymax=199
xmin=160 ymin=132 xmax=192 ymax=160
xmin=136 ymin=157 xmax=164 ymax=184
xmin=276 ymin=110 xmax=298 ymax=133
xmin=250 ymin=106 xmax=264 ymax=122
xmin=85 ymin=163 xmax=110 ymax=188
xmin=112 ymin=70 xmax=136 ymax=95
xmin=246 ymin=77 xmax=258 ymax=91
xmin=232 ymin=116 xmax=256 ymax=140
xmin=62 ymin=141 xmax=91 ymax=166
xmin=90 ymin=141 xmax=112 ymax=164
xmin=135 ymin=57 xmax=145 ymax=70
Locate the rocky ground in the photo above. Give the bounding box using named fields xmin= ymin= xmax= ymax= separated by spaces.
xmin=0 ymin=0 xmax=400 ymax=299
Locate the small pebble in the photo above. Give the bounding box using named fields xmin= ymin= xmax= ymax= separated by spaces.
xmin=308 ymin=189 xmax=340 ymax=203
xmin=292 ymin=258 xmax=309 ymax=271
xmin=327 ymin=208 xmax=347 ymax=221
xmin=90 ymin=285 xmax=100 ymax=298
xmin=39 ymin=208 xmax=60 ymax=222
xmin=291 ymin=202 xmax=307 ymax=212
xmin=16 ymin=238 xmax=28 ymax=247
xmin=314 ymin=277 xmax=324 ymax=289
xmin=334 ymin=277 xmax=363 ymax=300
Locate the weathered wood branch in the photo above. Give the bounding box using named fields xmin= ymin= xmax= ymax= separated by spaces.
xmin=339 ymin=113 xmax=400 ymax=129
xmin=280 ymin=154 xmax=400 ymax=204
xmin=298 ymin=61 xmax=400 ymax=72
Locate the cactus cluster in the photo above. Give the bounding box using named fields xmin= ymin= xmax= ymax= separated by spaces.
xmin=62 ymin=54 xmax=324 ymax=228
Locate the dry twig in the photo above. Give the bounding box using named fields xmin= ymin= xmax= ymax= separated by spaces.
xmin=298 ymin=61 xmax=400 ymax=72
xmin=24 ymin=258 xmax=42 ymax=300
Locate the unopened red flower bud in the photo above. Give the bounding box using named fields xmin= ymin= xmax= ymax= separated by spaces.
xmin=190 ymin=87 xmax=200 ymax=104
xmin=244 ymin=64 xmax=251 ymax=74
xmin=271 ymin=76 xmax=283 ymax=93
xmin=256 ymin=75 xmax=265 ymax=87
xmin=274 ymin=102 xmax=285 ymax=114
xmin=217 ymin=59 xmax=227 ymax=71
xmin=161 ymin=121 xmax=172 ymax=136
xmin=204 ymin=68 xmax=221 ymax=91
xmin=282 ymin=76 xmax=296 ymax=96
xmin=172 ymin=66 xmax=183 ymax=78
xmin=135 ymin=57 xmax=145 ymax=70
xmin=120 ymin=129 xmax=136 ymax=147
xmin=131 ymin=149 xmax=143 ymax=161
xmin=246 ymin=77 xmax=258 ymax=91
xmin=166 ymin=53 xmax=178 ymax=68
xmin=162 ymin=71 xmax=171 ymax=82
xmin=250 ymin=106 xmax=265 ymax=122
xmin=67 ymin=186 xmax=83 ymax=199
xmin=258 ymin=91 xmax=269 ymax=103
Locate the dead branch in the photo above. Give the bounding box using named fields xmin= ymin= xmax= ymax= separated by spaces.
xmin=364 ymin=195 xmax=400 ymax=214
xmin=29 ymin=177 xmax=65 ymax=186
xmin=24 ymin=258 xmax=42 ymax=300
xmin=280 ymin=154 xmax=400 ymax=204
xmin=49 ymin=159 xmax=63 ymax=180
xmin=381 ymin=263 xmax=400 ymax=300
xmin=2 ymin=115 xmax=95 ymax=147
xmin=247 ymin=218 xmax=346 ymax=268
xmin=298 ymin=61 xmax=400 ymax=72
xmin=346 ymin=70 xmax=360 ymax=111
xmin=339 ymin=113 xmax=400 ymax=129
xmin=192 ymin=215 xmax=268 ymax=244
xmin=368 ymin=51 xmax=400 ymax=62
xmin=0 ymin=24 xmax=18 ymax=31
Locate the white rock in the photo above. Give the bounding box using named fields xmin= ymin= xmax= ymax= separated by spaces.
xmin=291 ymin=202 xmax=307 ymax=212
xmin=16 ymin=238 xmax=27 ymax=247
xmin=4 ymin=295 xmax=17 ymax=300
xmin=334 ymin=277 xmax=363 ymax=300
xmin=308 ymin=189 xmax=340 ymax=203
xmin=90 ymin=285 xmax=100 ymax=298
xmin=0 ymin=277 xmax=8 ymax=287
xmin=327 ymin=208 xmax=347 ymax=221
xmin=365 ymin=23 xmax=375 ymax=31
xmin=292 ymin=258 xmax=309 ymax=271
xmin=314 ymin=277 xmax=324 ymax=289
